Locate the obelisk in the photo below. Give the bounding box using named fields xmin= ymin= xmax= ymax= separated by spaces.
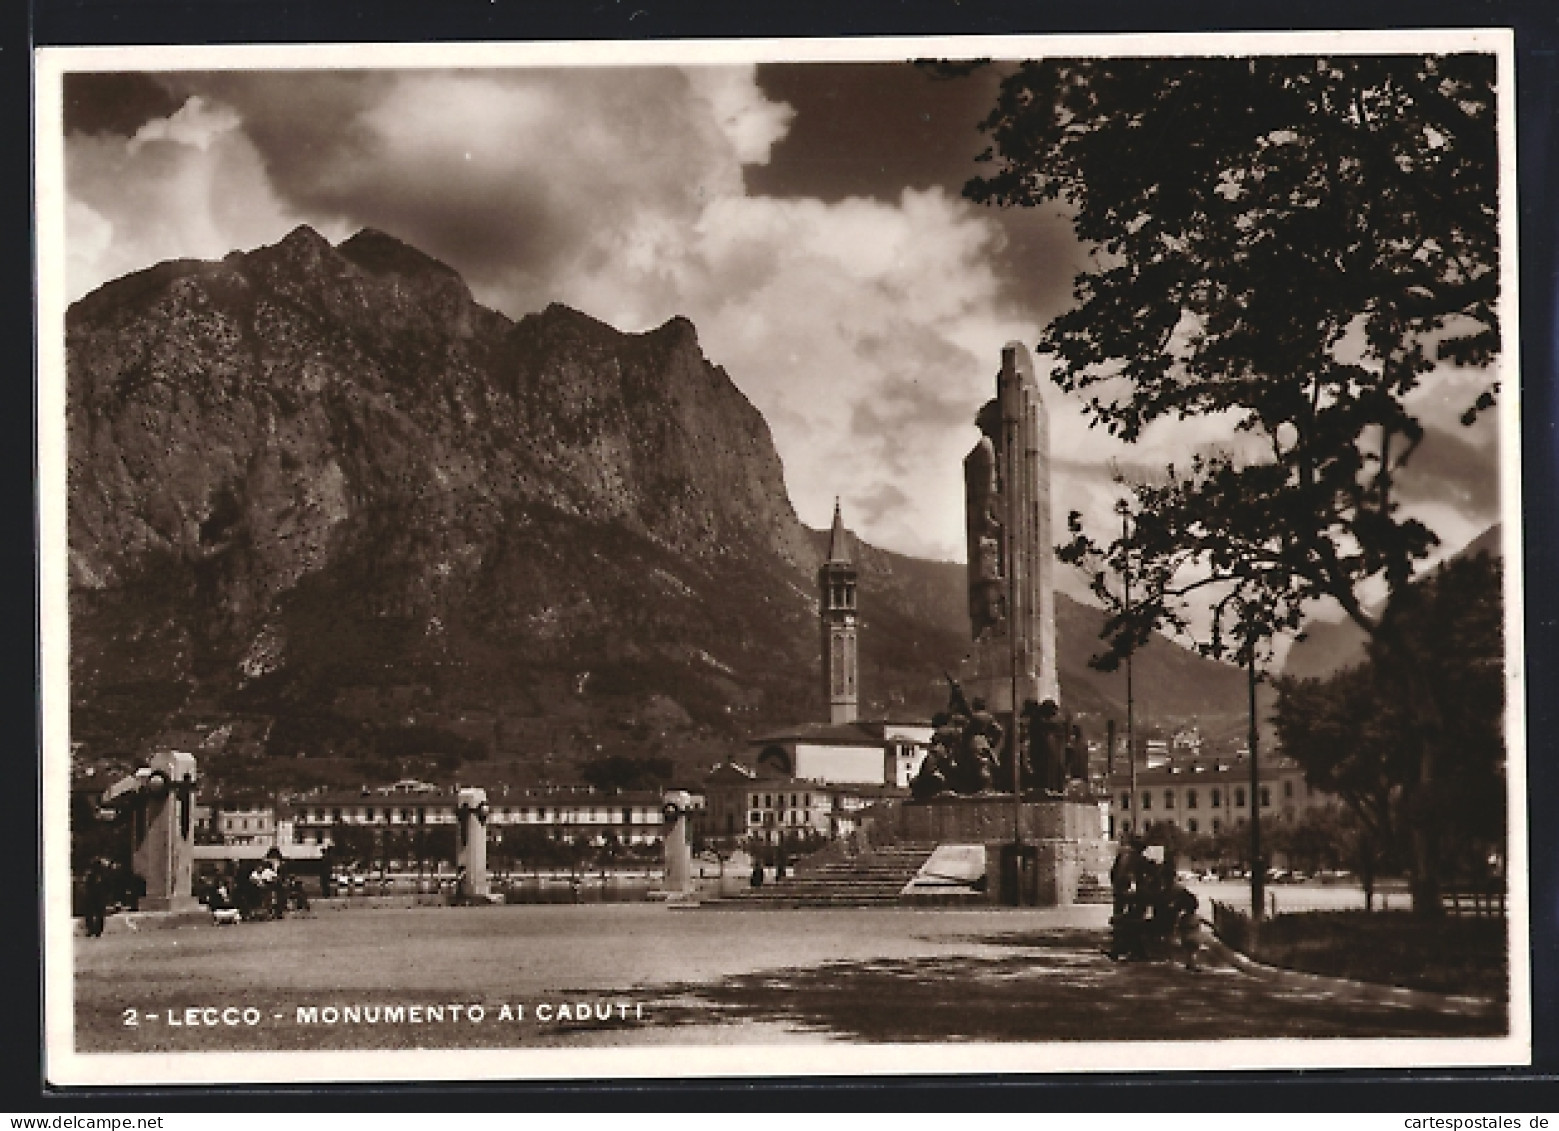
xmin=964 ymin=342 xmax=1058 ymax=713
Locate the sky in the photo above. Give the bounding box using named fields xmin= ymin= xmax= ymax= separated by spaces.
xmin=59 ymin=58 xmax=1505 ymax=622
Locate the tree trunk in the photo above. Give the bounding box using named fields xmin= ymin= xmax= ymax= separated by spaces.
xmin=1378 ymin=615 xmax=1443 ymax=919
xmin=1410 ymin=740 xmax=1442 ymax=918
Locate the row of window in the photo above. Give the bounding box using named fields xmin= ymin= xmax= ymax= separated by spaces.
xmin=1119 ymin=816 xmax=1241 ymax=836
xmin=748 ymin=793 xmax=818 ymax=810
xmin=1117 ymin=810 xmax=1304 ymax=837
xmin=220 ymin=816 xmax=272 ymax=832
xmin=748 ymin=810 xmax=821 ymax=828
xmin=294 ymin=806 xmax=660 ymax=825
xmin=293 ymin=828 xmax=665 ymax=847
xmin=1118 ymin=781 xmax=1298 ymax=813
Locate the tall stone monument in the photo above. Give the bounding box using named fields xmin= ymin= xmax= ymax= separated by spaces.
xmin=896 ymin=343 xmax=1110 ymax=907
xmin=964 ymin=341 xmax=1058 ymax=714
xmin=101 ymin=750 xmax=199 ymax=913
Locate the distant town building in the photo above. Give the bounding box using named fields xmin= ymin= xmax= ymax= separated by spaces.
xmin=216 ymin=806 xmax=276 ymax=846
xmin=748 ymin=719 xmax=932 ymax=788
xmin=1107 ymin=753 xmax=1336 ymax=840
xmin=698 ymin=760 xmax=904 ymax=846
xmin=283 ymin=786 xmax=667 ymax=848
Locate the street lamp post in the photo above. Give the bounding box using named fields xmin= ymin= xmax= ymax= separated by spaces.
xmin=1006 ymin=397 xmax=1023 ymax=844
xmin=1119 ymin=503 xmax=1137 ymax=842
xmin=1247 ymin=626 xmax=1265 ymax=925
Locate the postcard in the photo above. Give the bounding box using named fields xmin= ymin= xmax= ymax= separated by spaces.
xmin=37 ymin=30 xmax=1529 ymax=1086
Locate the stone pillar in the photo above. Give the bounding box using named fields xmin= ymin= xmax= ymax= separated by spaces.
xmin=456 ymin=788 xmax=490 ymax=900
xmin=661 ymin=790 xmax=693 ymax=894
xmin=106 ymin=750 xmax=199 ymax=913
xmin=965 ymin=342 xmax=1058 ymax=713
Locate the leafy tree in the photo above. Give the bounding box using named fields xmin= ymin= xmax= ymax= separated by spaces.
xmin=1273 ymin=665 xmax=1405 ymax=907
xmin=967 ymin=55 xmax=1500 ymax=915
xmin=1209 ymin=822 xmax=1255 ymax=873
xmin=1274 ymin=554 xmax=1504 ymax=907
xmin=327 ymin=821 xmax=376 ymax=869
xmin=1266 ymin=806 xmax=1355 ymax=877
xmin=421 ymin=824 xmax=458 ymax=868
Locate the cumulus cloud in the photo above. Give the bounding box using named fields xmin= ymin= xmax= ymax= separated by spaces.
xmin=66 ymin=94 xmax=339 ymax=299
xmin=61 ymin=63 xmax=1502 ymax=578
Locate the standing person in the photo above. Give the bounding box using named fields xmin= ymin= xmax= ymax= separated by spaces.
xmin=1110 ymin=837 xmax=1140 ymax=918
xmin=263 ymin=850 xmax=288 ymax=919
xmin=1108 ymin=836 xmax=1146 ymax=960
xmin=1133 ymin=849 xmax=1168 ymax=956
xmin=1170 ymin=881 xmax=1204 ymax=971
xmin=247 ymin=863 xmax=275 ymax=920
xmin=82 ymin=857 xmax=109 ymax=939
xmin=289 ymin=872 xmax=309 ymax=913
xmin=1146 ymin=856 xmax=1185 ymax=957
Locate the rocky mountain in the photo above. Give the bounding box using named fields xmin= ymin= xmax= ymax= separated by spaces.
xmin=1282 ymin=523 xmax=1503 ymax=681
xmin=67 ymin=226 xmax=1246 ymax=789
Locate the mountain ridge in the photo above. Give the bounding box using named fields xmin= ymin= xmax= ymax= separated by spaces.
xmin=66 ymin=225 xmax=1248 ymax=789
xmin=1282 ymin=522 xmax=1503 ymax=681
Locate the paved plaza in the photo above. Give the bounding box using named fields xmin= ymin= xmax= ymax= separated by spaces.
xmin=70 ymin=902 xmax=1504 ymax=1053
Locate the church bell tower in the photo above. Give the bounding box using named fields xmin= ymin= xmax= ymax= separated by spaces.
xmin=819 ymin=500 xmax=859 ymax=724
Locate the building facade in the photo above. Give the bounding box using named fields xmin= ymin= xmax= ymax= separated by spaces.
xmin=750 ymin=719 xmax=932 ymax=787
xmin=698 ymin=761 xmax=900 ymax=846
xmin=216 ymin=807 xmax=277 ymax=845
xmin=284 ymin=781 xmax=668 ymax=848
xmin=1107 ymin=754 xmax=1334 ymax=841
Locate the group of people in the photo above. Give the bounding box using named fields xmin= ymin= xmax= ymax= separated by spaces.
xmin=910 ymin=679 xmax=1087 ymax=800
xmin=202 ymin=860 xmax=308 ymax=923
xmin=1108 ymin=836 xmax=1204 ymax=968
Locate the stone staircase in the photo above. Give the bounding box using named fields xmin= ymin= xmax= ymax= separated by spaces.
xmin=720 ymin=843 xmax=939 ymax=908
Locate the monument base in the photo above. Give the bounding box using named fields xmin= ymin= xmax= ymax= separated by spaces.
xmin=136 ymin=894 xmax=202 ymax=914
xmin=895 ymin=795 xmax=1108 ymax=908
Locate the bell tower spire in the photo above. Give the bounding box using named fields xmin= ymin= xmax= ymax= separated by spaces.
xmin=819 ymin=499 xmax=859 ymax=724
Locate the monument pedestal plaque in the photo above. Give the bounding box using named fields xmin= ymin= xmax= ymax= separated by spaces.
xmin=896 ymin=796 xmax=1106 ymax=908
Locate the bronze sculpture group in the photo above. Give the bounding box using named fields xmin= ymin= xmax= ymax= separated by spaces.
xmin=909 ymin=677 xmax=1088 ymax=800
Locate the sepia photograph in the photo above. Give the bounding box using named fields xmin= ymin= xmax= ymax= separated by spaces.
xmin=35 ymin=31 xmax=1528 ymax=1086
